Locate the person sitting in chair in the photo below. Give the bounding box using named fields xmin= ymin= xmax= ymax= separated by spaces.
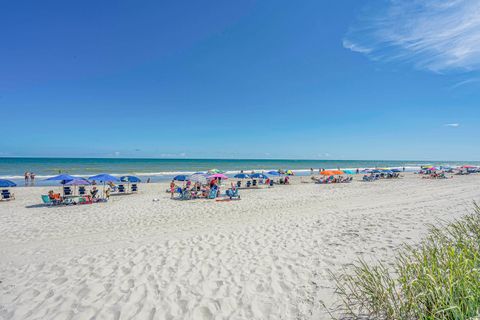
xmin=90 ymin=187 xmax=99 ymax=198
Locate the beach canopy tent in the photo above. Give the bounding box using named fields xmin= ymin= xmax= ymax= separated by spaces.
xmin=173 ymin=175 xmax=189 ymax=182
xmin=234 ymin=173 xmax=251 ymax=179
xmin=250 ymin=173 xmax=268 ymax=179
xmin=208 ymin=168 xmax=224 ymax=174
xmin=208 ymin=173 xmax=228 ymax=180
xmin=320 ymin=170 xmax=344 ymax=176
xmin=267 ymin=171 xmax=281 ymax=176
xmin=120 ymin=176 xmax=141 ymax=183
xmin=189 ymin=174 xmax=207 ymax=184
xmin=0 ymin=179 xmax=16 ymax=188
xmin=45 ymin=174 xmax=77 ymax=184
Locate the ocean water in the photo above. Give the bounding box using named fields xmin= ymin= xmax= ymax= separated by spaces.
xmin=1 ymin=157 xmax=478 ymax=185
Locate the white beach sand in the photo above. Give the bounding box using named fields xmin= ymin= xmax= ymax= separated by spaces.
xmin=1 ymin=173 xmax=479 ymax=319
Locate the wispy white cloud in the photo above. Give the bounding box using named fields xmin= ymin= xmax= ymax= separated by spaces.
xmin=445 ymin=123 xmax=460 ymax=127
xmin=450 ymin=77 xmax=480 ymax=89
xmin=344 ymin=0 xmax=480 ymax=73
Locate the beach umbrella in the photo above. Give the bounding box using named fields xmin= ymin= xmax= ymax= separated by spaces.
xmin=45 ymin=174 xmax=77 ymax=184
xmin=88 ymin=174 xmax=119 ymax=182
xmin=320 ymin=170 xmax=344 ymax=176
xmin=462 ymin=165 xmax=476 ymax=169
xmin=189 ymin=174 xmax=207 ymax=184
xmin=0 ymin=179 xmax=16 ymax=188
xmin=120 ymin=176 xmax=141 ymax=183
xmin=208 ymin=168 xmax=224 ymax=174
xmin=250 ymin=173 xmax=268 ymax=179
xmin=64 ymin=178 xmax=90 ymax=185
xmin=173 ymin=175 xmax=189 ymax=181
xmin=285 ymin=170 xmax=294 ymax=175
xmin=88 ymin=174 xmax=120 ymax=197
xmin=267 ymin=170 xmax=281 ymax=176
xmin=343 ymin=170 xmax=355 ymax=175
xmin=234 ymin=173 xmax=251 ymax=179
xmin=382 ymin=170 xmax=394 ymax=174
xmin=208 ymin=173 xmax=228 ymax=180
xmin=391 ymin=168 xmax=401 ymax=172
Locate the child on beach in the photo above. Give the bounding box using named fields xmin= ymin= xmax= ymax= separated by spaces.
xmin=170 ymin=180 xmax=176 ymax=198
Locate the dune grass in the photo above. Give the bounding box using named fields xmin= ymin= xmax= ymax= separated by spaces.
xmin=331 ymin=203 xmax=480 ymax=320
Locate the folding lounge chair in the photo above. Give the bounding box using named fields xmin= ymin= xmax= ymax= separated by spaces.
xmin=226 ymin=188 xmax=240 ymax=199
xmin=63 ymin=186 xmax=72 ymax=196
xmin=208 ymin=187 xmax=218 ymax=199
xmin=246 ymin=181 xmax=251 ymax=188
xmin=1 ymin=189 xmax=14 ymax=201
xmin=236 ymin=181 xmax=241 ymax=188
xmin=78 ymin=186 xmax=86 ymax=195
xmin=131 ymin=184 xmax=138 ymax=192
xmin=252 ymin=180 xmax=257 ymax=187
xmin=118 ymin=185 xmax=125 ymax=193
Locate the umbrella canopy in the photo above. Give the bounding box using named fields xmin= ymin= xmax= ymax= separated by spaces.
xmin=65 ymin=178 xmax=91 ymax=186
xmin=173 ymin=175 xmax=189 ymax=181
xmin=320 ymin=170 xmax=344 ymax=176
xmin=250 ymin=173 xmax=268 ymax=179
xmin=382 ymin=170 xmax=394 ymax=174
xmin=234 ymin=173 xmax=250 ymax=179
xmin=426 ymin=167 xmax=438 ymax=171
xmin=391 ymin=168 xmax=401 ymax=172
xmin=0 ymin=179 xmax=16 ymax=188
xmin=208 ymin=173 xmax=228 ymax=180
xmin=462 ymin=165 xmax=477 ymax=169
xmin=45 ymin=174 xmax=77 ymax=182
xmin=189 ymin=174 xmax=208 ymax=184
xmin=343 ymin=170 xmax=355 ymax=174
xmin=120 ymin=176 xmax=141 ymax=183
xmin=285 ymin=170 xmax=294 ymax=175
xmin=88 ymin=174 xmax=119 ymax=182
xmin=208 ymin=168 xmax=224 ymax=174
xmin=267 ymin=170 xmax=281 ymax=176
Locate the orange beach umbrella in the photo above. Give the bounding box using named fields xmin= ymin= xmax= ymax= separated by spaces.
xmin=320 ymin=170 xmax=344 ymax=176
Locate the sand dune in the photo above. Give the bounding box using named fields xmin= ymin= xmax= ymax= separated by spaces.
xmin=1 ymin=173 xmax=479 ymax=319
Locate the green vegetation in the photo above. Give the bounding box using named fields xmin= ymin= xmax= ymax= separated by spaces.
xmin=332 ymin=203 xmax=480 ymax=320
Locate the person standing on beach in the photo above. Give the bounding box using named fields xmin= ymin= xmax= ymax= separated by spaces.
xmin=403 ymin=167 xmax=405 ymax=172
xmin=30 ymin=172 xmax=35 ymax=186
xmin=24 ymin=171 xmax=29 ymax=186
xmin=170 ymin=180 xmax=176 ymax=198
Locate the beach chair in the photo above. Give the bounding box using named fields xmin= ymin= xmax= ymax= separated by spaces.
xmin=41 ymin=195 xmax=62 ymax=206
xmin=236 ymin=181 xmax=241 ymax=188
xmin=79 ymin=186 xmax=86 ymax=195
xmin=131 ymin=184 xmax=138 ymax=192
xmin=252 ymin=180 xmax=257 ymax=187
xmin=63 ymin=186 xmax=72 ymax=196
xmin=208 ymin=187 xmax=218 ymax=199
xmin=269 ymin=179 xmax=274 ymax=187
xmin=1 ymin=189 xmax=14 ymax=201
xmin=246 ymin=181 xmax=251 ymax=188
xmin=226 ymin=188 xmax=240 ymax=200
xmin=118 ymin=185 xmax=125 ymax=193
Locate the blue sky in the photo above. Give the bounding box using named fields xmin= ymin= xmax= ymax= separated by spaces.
xmin=1 ymin=0 xmax=479 ymax=160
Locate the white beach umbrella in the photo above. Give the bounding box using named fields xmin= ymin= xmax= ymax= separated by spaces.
xmin=189 ymin=174 xmax=207 ymax=184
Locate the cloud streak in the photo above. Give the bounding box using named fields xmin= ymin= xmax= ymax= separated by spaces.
xmin=344 ymin=0 xmax=480 ymax=73
xmin=445 ymin=123 xmax=460 ymax=127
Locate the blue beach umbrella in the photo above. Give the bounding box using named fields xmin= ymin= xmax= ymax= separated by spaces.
xmin=251 ymin=173 xmax=268 ymax=179
xmin=391 ymin=168 xmax=401 ymax=172
xmin=267 ymin=171 xmax=281 ymax=176
xmin=234 ymin=173 xmax=250 ymax=179
xmin=45 ymin=174 xmax=77 ymax=184
xmin=0 ymin=179 xmax=16 ymax=188
xmin=173 ymin=175 xmax=189 ymax=181
xmin=88 ymin=174 xmax=119 ymax=182
xmin=65 ymin=178 xmax=90 ymax=186
xmin=120 ymin=176 xmax=141 ymax=183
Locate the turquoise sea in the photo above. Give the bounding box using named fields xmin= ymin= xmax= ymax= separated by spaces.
xmin=1 ymin=158 xmax=478 ymax=185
